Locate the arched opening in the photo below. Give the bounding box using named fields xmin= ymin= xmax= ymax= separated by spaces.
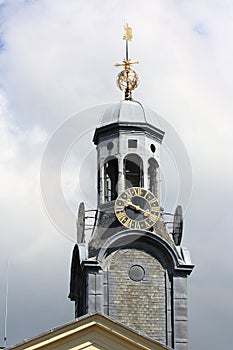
xmin=124 ymin=154 xmax=143 ymax=188
xmin=103 ymin=157 xmax=118 ymax=202
xmin=148 ymin=158 xmax=159 ymax=197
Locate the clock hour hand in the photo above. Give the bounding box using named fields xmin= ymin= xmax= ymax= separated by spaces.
xmin=125 ymin=201 xmax=150 ymax=217
xmin=125 ymin=200 xmax=140 ymax=211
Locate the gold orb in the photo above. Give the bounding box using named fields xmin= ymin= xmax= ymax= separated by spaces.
xmin=117 ymin=69 xmax=139 ymax=92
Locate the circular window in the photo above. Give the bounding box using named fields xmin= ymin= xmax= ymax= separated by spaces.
xmin=150 ymin=144 xmax=156 ymax=153
xmin=107 ymin=142 xmax=114 ymax=151
xmin=129 ymin=265 xmax=145 ymax=282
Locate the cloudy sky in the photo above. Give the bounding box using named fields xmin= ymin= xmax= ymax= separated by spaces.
xmin=0 ymin=1 xmax=232 ymax=349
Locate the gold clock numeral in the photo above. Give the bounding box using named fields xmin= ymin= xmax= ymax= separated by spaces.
xmin=133 ymin=187 xmax=142 ymax=196
xmin=117 ymin=211 xmax=127 ymax=221
xmin=121 ymin=217 xmax=129 ymax=225
xmin=140 ymin=189 xmax=147 ymax=199
xmin=135 ymin=221 xmax=140 ymax=229
xmin=151 ymin=205 xmax=159 ymax=211
xmin=152 ymin=207 xmax=159 ymax=212
xmin=124 ymin=218 xmax=132 ymax=227
xmin=124 ymin=189 xmax=132 ymax=198
xmin=115 ymin=205 xmax=124 ymax=212
xmin=149 ymin=213 xmax=159 ymax=222
xmin=151 ymin=208 xmax=160 ymax=214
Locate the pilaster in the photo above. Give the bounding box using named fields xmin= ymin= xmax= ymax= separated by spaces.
xmin=82 ymin=260 xmax=104 ymax=314
xmin=173 ymin=275 xmax=189 ymax=350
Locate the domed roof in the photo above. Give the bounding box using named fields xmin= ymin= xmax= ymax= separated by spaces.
xmin=93 ymin=100 xmax=164 ymax=144
xmin=98 ymin=100 xmax=161 ymax=129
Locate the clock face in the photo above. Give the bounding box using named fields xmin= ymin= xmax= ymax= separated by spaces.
xmin=114 ymin=187 xmax=160 ymax=230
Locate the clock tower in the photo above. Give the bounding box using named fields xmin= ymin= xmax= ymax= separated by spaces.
xmin=69 ymin=24 xmax=194 ymax=350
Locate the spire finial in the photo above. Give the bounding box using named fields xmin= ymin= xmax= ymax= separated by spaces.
xmin=115 ymin=23 xmax=139 ymax=100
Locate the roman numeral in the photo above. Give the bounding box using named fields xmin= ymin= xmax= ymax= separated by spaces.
xmin=151 ymin=207 xmax=160 ymax=213
xmin=128 ymin=189 xmax=134 ymax=198
xmin=149 ymin=198 xmax=158 ymax=205
xmin=135 ymin=221 xmax=140 ymax=229
xmin=124 ymin=218 xmax=132 ymax=227
xmin=115 ymin=205 xmax=124 ymax=212
xmin=133 ymin=187 xmax=142 ymax=196
xmin=149 ymin=213 xmax=159 ymax=222
xmin=138 ymin=189 xmax=146 ymax=198
xmin=117 ymin=212 xmax=127 ymax=221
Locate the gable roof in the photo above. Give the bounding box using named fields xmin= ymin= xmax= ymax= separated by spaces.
xmin=8 ymin=313 xmax=172 ymax=350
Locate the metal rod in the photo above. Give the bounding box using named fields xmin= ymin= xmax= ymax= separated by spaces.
xmin=126 ymin=40 xmax=128 ymax=60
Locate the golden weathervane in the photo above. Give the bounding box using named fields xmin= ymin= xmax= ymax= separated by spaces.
xmin=123 ymin=22 xmax=133 ymax=41
xmin=115 ymin=23 xmax=139 ymax=100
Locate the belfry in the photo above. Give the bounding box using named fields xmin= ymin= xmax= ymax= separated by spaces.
xmin=69 ymin=24 xmax=194 ymax=350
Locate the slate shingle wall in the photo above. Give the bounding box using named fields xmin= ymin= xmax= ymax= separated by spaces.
xmin=108 ymin=249 xmax=167 ymax=344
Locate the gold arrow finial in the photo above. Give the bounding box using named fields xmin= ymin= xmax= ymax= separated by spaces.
xmin=115 ymin=23 xmax=139 ymax=101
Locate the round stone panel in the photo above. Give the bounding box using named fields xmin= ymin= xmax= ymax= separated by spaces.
xmin=129 ymin=264 xmax=145 ymax=282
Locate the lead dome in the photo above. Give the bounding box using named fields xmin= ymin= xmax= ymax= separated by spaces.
xmin=98 ymin=100 xmax=161 ymax=129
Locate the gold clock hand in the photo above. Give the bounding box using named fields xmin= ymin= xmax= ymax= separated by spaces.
xmin=125 ymin=201 xmax=140 ymax=211
xmin=125 ymin=201 xmax=150 ymax=217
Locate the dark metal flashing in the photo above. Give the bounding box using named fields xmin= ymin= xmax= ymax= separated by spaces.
xmin=93 ymin=122 xmax=165 ymax=145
